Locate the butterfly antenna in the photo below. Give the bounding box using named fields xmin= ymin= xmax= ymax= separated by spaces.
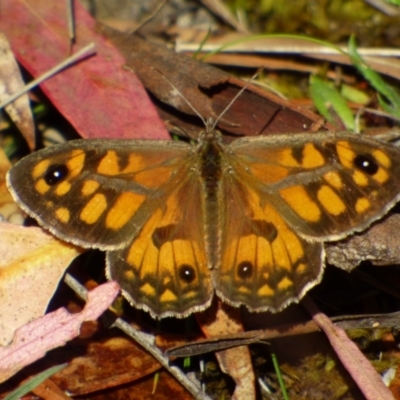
xmin=210 ymin=67 xmax=264 ymax=132
xmin=153 ymin=66 xmax=264 ymax=133
xmin=152 ymin=67 xmax=208 ymax=128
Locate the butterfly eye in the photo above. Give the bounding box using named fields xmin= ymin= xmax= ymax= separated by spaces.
xmin=237 ymin=262 xmax=253 ymax=279
xmin=44 ymin=164 xmax=69 ymax=185
xmin=178 ymin=264 xmax=196 ymax=283
xmin=354 ymin=154 xmax=379 ymax=175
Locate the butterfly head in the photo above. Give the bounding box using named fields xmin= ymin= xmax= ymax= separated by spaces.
xmin=198 ymin=117 xmax=223 ymax=143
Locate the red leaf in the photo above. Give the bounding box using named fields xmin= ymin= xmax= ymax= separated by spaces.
xmin=1 ymin=0 xmax=169 ymax=140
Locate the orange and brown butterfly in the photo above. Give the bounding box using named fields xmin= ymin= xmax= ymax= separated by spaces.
xmin=6 ymin=122 xmax=400 ymax=318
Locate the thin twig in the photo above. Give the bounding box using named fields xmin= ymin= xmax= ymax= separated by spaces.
xmin=129 ymin=0 xmax=167 ymax=34
xmin=63 ymin=273 xmax=211 ymax=400
xmin=0 ymin=43 xmax=95 ymax=110
xmin=66 ymin=0 xmax=76 ymax=52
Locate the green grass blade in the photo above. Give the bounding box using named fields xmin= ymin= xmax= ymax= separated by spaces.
xmin=271 ymin=351 xmax=289 ymax=400
xmin=4 ymin=364 xmax=67 ymax=400
xmin=348 ymin=36 xmax=400 ymax=118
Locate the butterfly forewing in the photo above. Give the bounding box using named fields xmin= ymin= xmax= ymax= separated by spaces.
xmin=229 ymin=132 xmax=400 ymax=240
xmin=7 ymin=139 xmax=193 ymax=249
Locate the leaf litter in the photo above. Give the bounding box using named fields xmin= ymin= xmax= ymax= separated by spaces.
xmin=2 ymin=0 xmax=400 ymax=399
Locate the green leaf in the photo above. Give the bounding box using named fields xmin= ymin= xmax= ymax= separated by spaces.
xmin=384 ymin=0 xmax=400 ymax=5
xmin=309 ymin=75 xmax=355 ymax=130
xmin=340 ymin=84 xmax=369 ymax=105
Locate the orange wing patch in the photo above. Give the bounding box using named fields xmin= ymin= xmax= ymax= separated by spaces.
xmin=279 ymin=186 xmax=322 ymax=222
xmin=96 ymin=149 xmax=175 ymax=188
xmin=105 ymin=192 xmax=146 ymax=230
xmin=80 ymin=193 xmax=108 ymax=225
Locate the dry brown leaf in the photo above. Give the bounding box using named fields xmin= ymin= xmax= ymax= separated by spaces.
xmin=51 ymin=335 xmax=162 ymax=396
xmin=197 ymin=302 xmax=255 ymax=400
xmin=326 ymin=214 xmax=400 ymax=271
xmin=101 ymin=28 xmax=330 ymax=141
xmin=31 ymin=378 xmax=70 ymax=400
xmin=0 ymin=32 xmax=35 ymax=150
xmin=84 ymin=369 xmax=192 ymax=400
xmin=0 ymin=147 xmax=23 ymax=225
xmin=0 ymin=223 xmax=82 ymax=346
xmin=176 ymin=33 xmax=400 ymax=81
xmin=389 ymin=365 xmax=400 ymax=399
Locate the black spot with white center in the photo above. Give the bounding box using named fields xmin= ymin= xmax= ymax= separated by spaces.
xmin=44 ymin=164 xmax=69 ymax=185
xmin=178 ymin=264 xmax=196 ymax=283
xmin=354 ymin=154 xmax=379 ymax=175
xmin=237 ymin=261 xmax=253 ymax=280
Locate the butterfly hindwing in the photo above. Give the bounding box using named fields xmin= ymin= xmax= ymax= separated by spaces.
xmin=215 ymin=169 xmax=323 ymax=312
xmin=107 ymin=176 xmax=212 ymax=318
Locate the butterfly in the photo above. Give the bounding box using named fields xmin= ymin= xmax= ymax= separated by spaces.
xmin=6 ymin=127 xmax=400 ymax=318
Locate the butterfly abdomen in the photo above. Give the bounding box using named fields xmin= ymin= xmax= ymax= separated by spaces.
xmin=199 ymin=139 xmax=224 ymax=269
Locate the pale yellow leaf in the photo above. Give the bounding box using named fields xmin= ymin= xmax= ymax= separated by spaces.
xmin=0 ymin=222 xmax=82 ymax=345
